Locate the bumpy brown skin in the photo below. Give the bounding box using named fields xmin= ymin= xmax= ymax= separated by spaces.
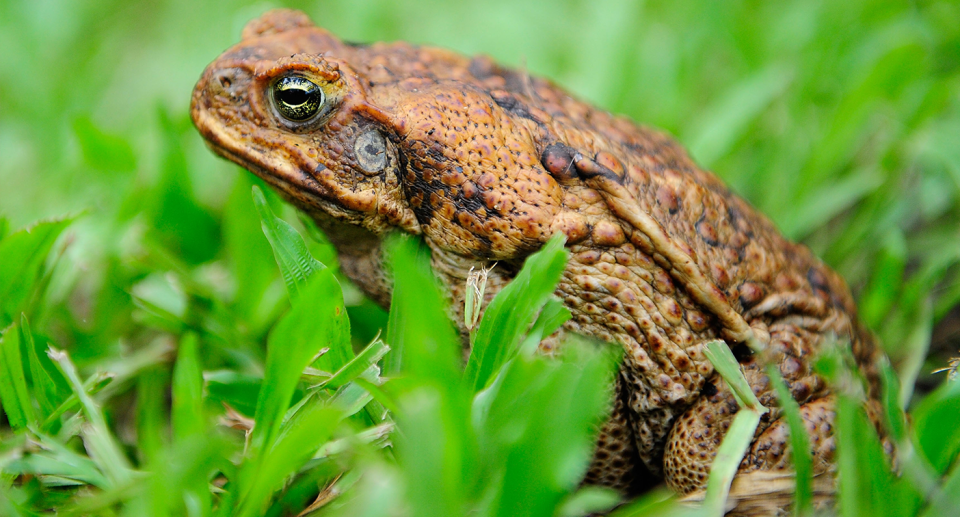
xmin=191 ymin=9 xmax=885 ymax=508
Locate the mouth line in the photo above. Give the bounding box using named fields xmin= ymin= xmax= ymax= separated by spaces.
xmin=195 ymin=110 xmax=337 ymax=209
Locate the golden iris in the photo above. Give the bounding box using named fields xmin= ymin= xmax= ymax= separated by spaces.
xmin=272 ymin=76 xmax=324 ymax=121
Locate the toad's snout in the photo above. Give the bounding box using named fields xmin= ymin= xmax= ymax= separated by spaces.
xmin=192 ymin=65 xmax=255 ymax=116
xmin=208 ymin=67 xmax=251 ymax=101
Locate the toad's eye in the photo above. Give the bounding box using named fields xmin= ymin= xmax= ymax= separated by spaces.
xmin=272 ymin=76 xmax=324 ymax=121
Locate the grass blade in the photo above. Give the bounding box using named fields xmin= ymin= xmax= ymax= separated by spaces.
xmin=7 ymin=433 xmax=110 ymax=489
xmin=464 ymin=233 xmax=568 ymax=391
xmin=484 ymin=341 xmax=619 ymax=517
xmin=702 ymin=409 xmax=762 ymax=516
xmin=236 ymin=405 xmax=342 ymax=517
xmin=910 ymin=375 xmax=960 ymax=476
xmin=836 ymin=394 xmax=899 ymax=517
xmin=172 ymin=332 xmax=205 ymax=442
xmin=0 ymin=322 xmax=34 ymax=429
xmin=703 ymin=340 xmax=765 ymax=412
xmin=383 ymin=234 xmax=461 ymax=385
xmin=48 ymin=347 xmax=131 ymax=487
xmin=0 ymin=217 xmax=74 ymax=327
xmin=702 ymin=339 xmax=767 ymax=516
xmin=250 ymin=268 xmax=350 ymax=457
xmin=766 ymin=364 xmax=813 ymax=516
xmin=312 ymin=338 xmax=389 ymax=391
xmin=21 ymin=315 xmax=67 ymax=420
xmin=251 ymin=186 xmax=326 ymax=300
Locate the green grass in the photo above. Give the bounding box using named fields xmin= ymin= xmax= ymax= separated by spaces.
xmin=1 ymin=0 xmax=960 ymax=515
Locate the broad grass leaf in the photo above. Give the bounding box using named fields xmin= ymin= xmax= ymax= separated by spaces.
xmin=0 ymin=323 xmax=34 ymax=429
xmin=465 ymin=233 xmax=568 ymax=392
xmin=383 ymin=234 xmax=460 ymax=385
xmin=911 ymin=377 xmax=960 ymax=476
xmin=172 ymin=332 xmax=205 ymax=442
xmin=323 ymin=466 xmax=403 ymax=517
xmin=0 ymin=216 xmax=73 ymax=327
xmin=767 ymin=365 xmax=813 ymax=516
xmin=518 ymin=297 xmax=571 ymax=356
xmin=250 ymin=268 xmax=350 ymax=457
xmin=224 ymin=175 xmax=283 ymax=332
xmin=143 ymin=433 xmax=224 ymax=517
xmin=394 ymin=386 xmax=467 ymax=517
xmin=21 ymin=315 xmax=69 ymax=420
xmin=236 ymin=405 xmax=342 ymax=517
xmin=836 ymin=394 xmax=901 ymax=517
xmin=919 ymin=459 xmax=960 ymax=517
xmin=385 ymin=235 xmax=472 ymax=514
xmin=137 ymin=367 xmax=168 ymax=467
xmin=251 ymin=186 xmax=326 ymax=300
xmin=482 ymin=342 xmax=618 ymax=517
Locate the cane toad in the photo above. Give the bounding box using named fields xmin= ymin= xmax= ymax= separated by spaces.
xmin=191 ymin=9 xmax=884 ymax=507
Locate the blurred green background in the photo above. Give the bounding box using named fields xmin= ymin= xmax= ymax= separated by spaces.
xmin=2 ymin=0 xmax=960 ymax=515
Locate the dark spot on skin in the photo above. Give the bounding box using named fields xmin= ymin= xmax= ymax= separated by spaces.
xmin=696 ymin=220 xmax=719 ymax=246
xmin=455 ymin=187 xmax=492 ymax=216
xmin=731 ymin=343 xmax=753 ymax=362
xmin=702 ymin=382 xmax=718 ymax=397
xmin=490 ymin=91 xmax=544 ymax=126
xmin=807 ymin=267 xmax=831 ymax=293
xmin=540 ymin=142 xmax=578 ymax=180
xmin=694 ymin=210 xmax=720 ymax=246
xmin=574 ymin=154 xmax=624 ymax=183
xmin=686 ymin=310 xmax=709 ymax=332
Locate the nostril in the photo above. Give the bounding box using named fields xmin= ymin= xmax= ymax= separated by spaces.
xmin=209 ymin=68 xmax=249 ymax=99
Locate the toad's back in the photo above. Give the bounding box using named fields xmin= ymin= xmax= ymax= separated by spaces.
xmin=191 ymin=9 xmax=884 ymax=509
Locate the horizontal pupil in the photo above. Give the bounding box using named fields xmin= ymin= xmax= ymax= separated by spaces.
xmin=274 ymin=77 xmax=323 ymax=121
xmin=280 ymin=89 xmax=310 ymax=106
